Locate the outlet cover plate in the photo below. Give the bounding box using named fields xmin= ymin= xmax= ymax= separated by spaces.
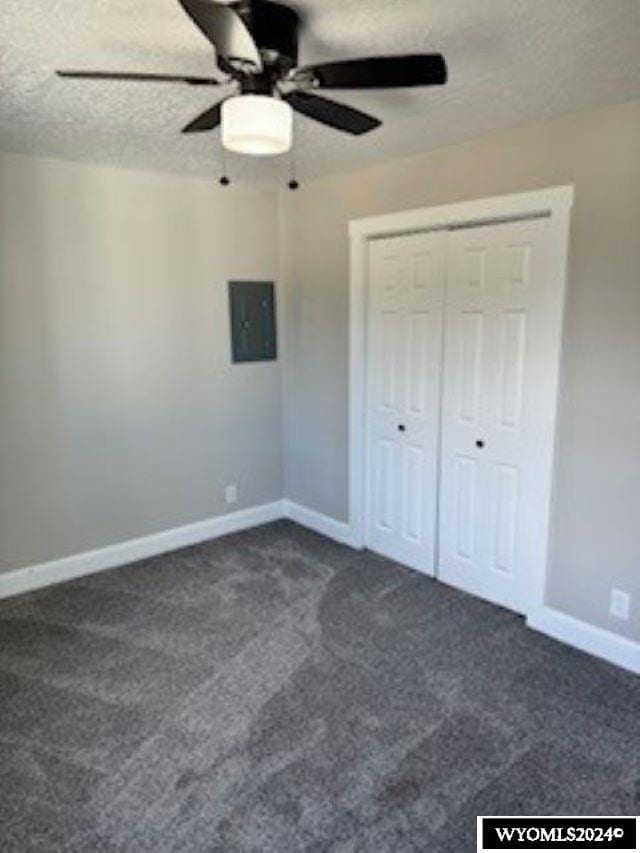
xmin=610 ymin=588 xmax=630 ymax=621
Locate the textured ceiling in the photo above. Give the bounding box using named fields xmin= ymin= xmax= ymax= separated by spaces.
xmin=2 ymin=0 xmax=640 ymax=183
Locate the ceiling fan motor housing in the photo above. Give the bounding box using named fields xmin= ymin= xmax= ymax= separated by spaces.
xmin=231 ymin=0 xmax=301 ymax=71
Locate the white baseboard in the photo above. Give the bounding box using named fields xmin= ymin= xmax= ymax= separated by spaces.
xmin=0 ymin=498 xmax=360 ymax=601
xmin=282 ymin=500 xmax=360 ymax=549
xmin=7 ymin=500 xmax=634 ymax=677
xmin=0 ymin=501 xmax=285 ymax=601
xmin=527 ymin=606 xmax=640 ymax=675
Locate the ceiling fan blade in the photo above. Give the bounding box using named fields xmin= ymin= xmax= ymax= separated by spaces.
xmin=182 ymin=102 xmax=223 ymax=133
xmin=294 ymin=54 xmax=447 ymax=89
xmin=56 ymin=70 xmax=220 ymax=86
xmin=177 ymin=0 xmax=262 ymax=70
xmin=284 ymin=91 xmax=381 ymax=135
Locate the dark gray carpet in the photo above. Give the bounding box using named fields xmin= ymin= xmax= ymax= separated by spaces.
xmin=0 ymin=521 xmax=638 ymax=852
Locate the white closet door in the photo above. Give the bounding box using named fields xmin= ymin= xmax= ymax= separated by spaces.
xmin=438 ymin=218 xmax=562 ymax=613
xmin=366 ymin=232 xmax=446 ymax=574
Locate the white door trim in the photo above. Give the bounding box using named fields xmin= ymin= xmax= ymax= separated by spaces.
xmin=349 ymin=186 xmax=574 ymax=614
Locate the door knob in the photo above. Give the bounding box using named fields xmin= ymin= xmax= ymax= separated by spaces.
xmin=476 ymin=440 xmax=485 ymax=448
xmin=398 ymin=424 xmax=406 ymax=432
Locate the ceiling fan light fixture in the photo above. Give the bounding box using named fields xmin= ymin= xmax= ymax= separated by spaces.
xmin=222 ymin=94 xmax=292 ymax=156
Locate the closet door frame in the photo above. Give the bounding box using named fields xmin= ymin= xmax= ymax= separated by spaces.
xmin=348 ymin=186 xmax=573 ymax=617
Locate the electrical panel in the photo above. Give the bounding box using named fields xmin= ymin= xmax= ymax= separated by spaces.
xmin=228 ymin=281 xmax=277 ymax=363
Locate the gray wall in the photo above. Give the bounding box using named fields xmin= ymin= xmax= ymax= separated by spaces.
xmin=2 ymin=100 xmax=638 ymax=642
xmin=0 ymin=152 xmax=282 ymax=572
xmin=281 ymin=98 xmax=640 ymax=640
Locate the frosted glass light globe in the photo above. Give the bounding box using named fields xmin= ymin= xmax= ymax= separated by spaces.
xmin=222 ymin=95 xmax=293 ymax=156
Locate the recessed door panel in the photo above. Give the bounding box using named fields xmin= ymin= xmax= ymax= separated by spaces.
xmin=465 ymin=248 xmax=487 ymax=290
xmin=410 ymin=251 xmax=433 ymax=303
xmin=491 ymin=464 xmax=519 ymax=574
xmin=379 ymin=256 xmax=403 ymax=308
xmin=378 ymin=311 xmax=401 ymax=411
xmin=375 ymin=440 xmax=395 ymax=532
xmin=407 ymin=312 xmax=431 ymax=415
xmin=458 ymin=312 xmax=483 ymax=424
xmin=509 ymin=243 xmax=531 ymax=287
xmin=498 ymin=311 xmax=526 ymax=429
xmin=454 ymin=455 xmax=477 ymax=561
xmin=403 ymin=444 xmax=425 ymax=543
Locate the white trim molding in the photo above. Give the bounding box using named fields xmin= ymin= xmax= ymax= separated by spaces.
xmin=2 ymin=490 xmax=636 ymax=676
xmin=348 ymin=186 xmax=574 ymax=244
xmin=348 ymin=186 xmax=574 ymax=613
xmin=0 ymin=501 xmax=285 ymax=600
xmin=0 ymin=499 xmax=363 ymax=601
xmin=282 ymin=500 xmax=359 ymax=548
xmin=528 ymin=607 xmax=640 ymax=675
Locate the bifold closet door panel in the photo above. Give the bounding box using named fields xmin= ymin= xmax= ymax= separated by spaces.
xmin=365 ymin=232 xmax=446 ymax=574
xmin=438 ymin=218 xmax=559 ymax=613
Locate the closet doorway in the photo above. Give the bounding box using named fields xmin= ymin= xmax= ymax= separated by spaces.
xmin=350 ymin=188 xmax=573 ymax=616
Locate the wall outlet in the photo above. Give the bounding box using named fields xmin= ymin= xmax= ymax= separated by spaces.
xmin=225 ymin=484 xmax=238 ymax=505
xmin=609 ymin=588 xmax=630 ymax=621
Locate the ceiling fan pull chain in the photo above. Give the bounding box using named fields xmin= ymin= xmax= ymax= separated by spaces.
xmin=288 ymin=134 xmax=299 ymax=190
xmin=219 ymin=146 xmax=231 ymax=187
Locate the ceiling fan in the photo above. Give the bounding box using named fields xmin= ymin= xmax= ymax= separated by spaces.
xmin=57 ymin=0 xmax=447 ymax=161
